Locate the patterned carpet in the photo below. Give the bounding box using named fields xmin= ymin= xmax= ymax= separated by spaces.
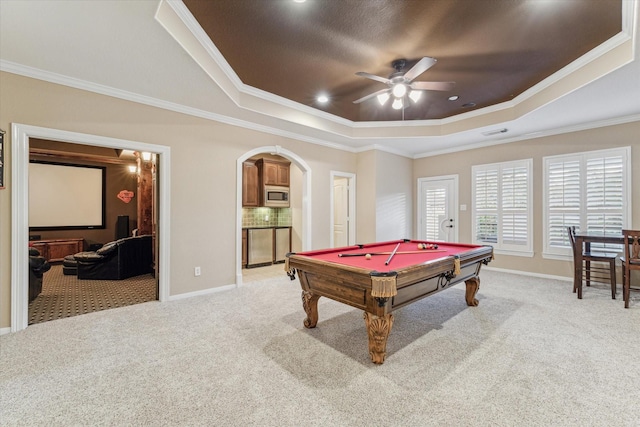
xmin=28 ymin=264 xmax=157 ymax=325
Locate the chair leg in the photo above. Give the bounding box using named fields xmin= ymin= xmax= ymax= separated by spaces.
xmin=623 ymin=266 xmax=630 ymax=309
xmin=585 ymin=260 xmax=591 ymax=286
xmin=610 ymin=260 xmax=616 ymax=300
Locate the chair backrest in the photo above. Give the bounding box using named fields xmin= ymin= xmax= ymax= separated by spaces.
xmin=622 ymin=229 xmax=640 ymax=261
xmin=567 ymin=226 xmax=577 ymax=256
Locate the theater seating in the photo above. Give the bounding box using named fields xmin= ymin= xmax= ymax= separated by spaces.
xmin=74 ymin=235 xmax=153 ymax=280
xmin=29 ymin=248 xmax=51 ymax=302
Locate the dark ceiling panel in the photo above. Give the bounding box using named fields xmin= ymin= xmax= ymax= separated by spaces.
xmin=183 ymin=0 xmax=621 ymax=122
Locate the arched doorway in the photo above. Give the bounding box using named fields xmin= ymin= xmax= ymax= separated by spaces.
xmin=236 ymin=145 xmax=312 ymax=286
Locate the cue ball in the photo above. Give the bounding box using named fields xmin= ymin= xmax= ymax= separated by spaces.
xmin=365 ymin=254 xmax=372 ymax=260
xmin=418 ymin=243 xmax=425 ymax=249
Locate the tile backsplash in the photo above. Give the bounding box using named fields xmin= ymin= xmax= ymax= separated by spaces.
xmin=242 ymin=207 xmax=291 ymax=228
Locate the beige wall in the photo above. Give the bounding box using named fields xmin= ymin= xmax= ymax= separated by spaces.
xmin=0 ymin=72 xmax=358 ymax=328
xmin=356 ymin=150 xmax=377 ymax=243
xmin=374 ymin=151 xmax=413 ymax=241
xmin=2 ymin=70 xmax=638 ymax=330
xmin=413 ymin=121 xmax=640 ymax=278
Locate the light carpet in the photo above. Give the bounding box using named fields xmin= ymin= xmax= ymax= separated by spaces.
xmin=1 ymin=269 xmax=638 ymax=426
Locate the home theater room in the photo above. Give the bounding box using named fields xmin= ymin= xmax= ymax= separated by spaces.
xmin=26 ymin=140 xmax=158 ymax=325
xmin=1 ymin=1 xmax=639 ymax=426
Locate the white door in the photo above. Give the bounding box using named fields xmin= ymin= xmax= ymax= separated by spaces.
xmin=418 ymin=176 xmax=458 ymax=242
xmin=333 ymin=177 xmax=349 ymax=247
xmin=331 ymin=172 xmax=356 ymax=248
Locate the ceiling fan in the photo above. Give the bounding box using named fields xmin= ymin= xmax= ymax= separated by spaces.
xmin=353 ymin=57 xmax=455 ymax=110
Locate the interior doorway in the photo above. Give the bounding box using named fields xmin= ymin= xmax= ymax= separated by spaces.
xmin=236 ymin=146 xmax=312 ymax=286
xmin=330 ymin=171 xmax=356 ymax=247
xmin=11 ymin=123 xmax=171 ymax=332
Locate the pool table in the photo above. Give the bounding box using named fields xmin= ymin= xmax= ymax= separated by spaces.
xmin=285 ymin=239 xmax=493 ymax=364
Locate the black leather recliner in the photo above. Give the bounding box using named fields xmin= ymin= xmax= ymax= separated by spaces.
xmin=74 ymin=235 xmax=153 ymax=280
xmin=29 ymin=248 xmax=51 ymax=302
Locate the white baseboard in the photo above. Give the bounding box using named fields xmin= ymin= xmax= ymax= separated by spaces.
xmin=0 ymin=326 xmax=12 ymax=336
xmin=484 ymin=266 xmax=572 ymax=282
xmin=167 ymin=283 xmax=237 ymax=301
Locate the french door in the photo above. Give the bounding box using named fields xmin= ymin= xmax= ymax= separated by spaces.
xmin=417 ymin=175 xmax=458 ymax=242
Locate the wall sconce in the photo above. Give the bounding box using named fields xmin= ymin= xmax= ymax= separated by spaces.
xmin=128 ymin=165 xmax=138 ymax=173
xmin=141 ymin=152 xmax=152 ymax=161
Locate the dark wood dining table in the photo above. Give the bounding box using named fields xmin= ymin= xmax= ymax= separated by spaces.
xmin=573 ymin=231 xmax=624 ymax=299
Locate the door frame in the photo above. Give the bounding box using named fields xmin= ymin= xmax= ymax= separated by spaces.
xmin=417 ymin=175 xmax=459 ymax=242
xmin=329 ymin=171 xmax=356 ymax=248
xmin=11 ymin=123 xmax=171 ymax=332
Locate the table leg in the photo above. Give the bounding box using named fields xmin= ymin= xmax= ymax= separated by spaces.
xmin=301 ymin=290 xmax=320 ymax=328
xmin=464 ymin=277 xmax=480 ymax=306
xmin=363 ymin=312 xmax=394 ymax=364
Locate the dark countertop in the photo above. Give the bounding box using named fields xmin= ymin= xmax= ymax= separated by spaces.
xmin=243 ymin=226 xmax=291 ymax=229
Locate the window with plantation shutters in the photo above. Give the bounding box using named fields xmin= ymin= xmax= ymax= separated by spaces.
xmin=543 ymin=147 xmax=630 ymax=258
xmin=472 ymin=159 xmax=532 ymax=256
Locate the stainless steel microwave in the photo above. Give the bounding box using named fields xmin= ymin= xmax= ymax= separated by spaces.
xmin=264 ymin=185 xmax=290 ymax=207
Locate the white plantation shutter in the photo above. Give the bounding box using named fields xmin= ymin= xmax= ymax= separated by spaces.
xmin=544 ymin=147 xmax=630 ymax=257
xmin=547 ymin=156 xmax=581 ymax=249
xmin=472 ymin=159 xmax=532 ymax=255
xmin=585 ymin=155 xmax=624 ymax=235
xmin=473 ymin=168 xmax=498 ymax=243
xmin=502 ymin=165 xmax=528 ymax=246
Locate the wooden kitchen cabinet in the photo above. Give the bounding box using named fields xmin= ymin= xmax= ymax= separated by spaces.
xmin=242 ymin=161 xmax=259 ymax=207
xmin=257 ymin=159 xmax=290 ymax=187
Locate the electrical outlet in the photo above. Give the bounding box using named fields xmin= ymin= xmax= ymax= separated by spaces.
xmin=194 ymin=266 xmax=201 ymax=276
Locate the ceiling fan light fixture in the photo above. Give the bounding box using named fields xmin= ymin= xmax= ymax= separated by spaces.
xmin=377 ymin=92 xmax=390 ymax=106
xmin=392 ymin=83 xmax=407 ymax=98
xmin=392 ymin=98 xmax=403 ymax=110
xmin=409 ymin=90 xmax=422 ymax=103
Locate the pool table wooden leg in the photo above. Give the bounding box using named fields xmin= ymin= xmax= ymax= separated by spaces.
xmin=363 ymin=312 xmax=394 ymax=364
xmin=301 ymin=290 xmax=320 ymax=328
xmin=465 ymin=277 xmax=480 ymax=306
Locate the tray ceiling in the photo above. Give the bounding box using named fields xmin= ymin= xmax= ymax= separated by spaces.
xmin=183 ymin=0 xmax=621 ymax=122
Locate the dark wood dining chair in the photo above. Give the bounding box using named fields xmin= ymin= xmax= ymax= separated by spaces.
xmin=567 ymin=226 xmax=617 ymax=299
xmin=620 ymin=229 xmax=640 ymax=308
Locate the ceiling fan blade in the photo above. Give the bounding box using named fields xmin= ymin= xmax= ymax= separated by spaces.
xmin=410 ymin=81 xmax=455 ymax=91
xmin=355 ymin=71 xmax=391 ymax=85
xmin=403 ymin=57 xmax=437 ymax=82
xmin=353 ymin=88 xmax=391 ymax=104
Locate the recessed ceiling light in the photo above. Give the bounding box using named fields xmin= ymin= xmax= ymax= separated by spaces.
xmin=462 ymin=102 xmax=476 ymax=108
xmin=317 ymin=94 xmax=329 ymax=103
xmin=448 ymin=95 xmax=459 ymax=101
xmin=293 ymin=0 xmax=306 ymax=3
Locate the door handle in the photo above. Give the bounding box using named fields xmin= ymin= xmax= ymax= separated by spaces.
xmin=440 ymin=218 xmax=454 ymax=232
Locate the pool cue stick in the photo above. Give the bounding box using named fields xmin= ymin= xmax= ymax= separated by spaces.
xmin=385 ymin=243 xmax=401 ymax=265
xmin=338 ymin=250 xmax=446 ymax=257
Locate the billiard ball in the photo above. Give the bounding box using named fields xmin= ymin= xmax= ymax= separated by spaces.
xmin=365 ymin=254 xmax=372 ymax=260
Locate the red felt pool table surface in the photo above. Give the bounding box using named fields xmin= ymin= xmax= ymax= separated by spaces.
xmin=293 ymin=239 xmax=481 ymax=272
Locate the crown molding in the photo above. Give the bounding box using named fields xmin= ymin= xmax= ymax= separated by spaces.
xmin=159 ymin=0 xmax=636 ymax=135
xmin=412 ymin=113 xmax=640 ymax=159
xmin=0 ymin=59 xmax=358 ymax=154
